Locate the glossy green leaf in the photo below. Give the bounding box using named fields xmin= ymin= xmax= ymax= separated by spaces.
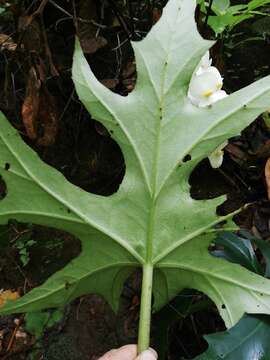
xmin=194 ymin=315 xmax=270 ymax=360
xmin=1 ymin=0 xmax=270 ymax=332
xmin=212 ymin=232 xmax=263 ymax=275
xmin=233 ymin=230 xmax=270 ymax=277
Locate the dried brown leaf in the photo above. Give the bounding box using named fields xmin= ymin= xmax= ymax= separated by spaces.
xmin=0 ymin=34 xmax=17 ymax=51
xmin=22 ymin=65 xmax=58 ymax=146
xmin=37 ymin=87 xmax=58 ymax=146
xmin=21 ymin=67 xmax=41 ymax=140
xmin=0 ymin=290 xmax=20 ymax=308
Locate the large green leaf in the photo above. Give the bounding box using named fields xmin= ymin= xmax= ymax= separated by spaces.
xmin=195 ymin=315 xmax=270 ymax=360
xmin=1 ymin=0 xmax=270 ymax=331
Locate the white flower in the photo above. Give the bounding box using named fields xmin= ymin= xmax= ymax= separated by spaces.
xmin=195 ymin=51 xmax=212 ymax=75
xmin=188 ymin=67 xmax=225 ymax=107
xmin=186 ymin=52 xmax=229 ymax=168
xmin=208 ymin=140 xmax=228 ymax=169
xmin=188 ymin=52 xmax=228 ymax=108
xmin=207 ymin=90 xmax=228 ymax=103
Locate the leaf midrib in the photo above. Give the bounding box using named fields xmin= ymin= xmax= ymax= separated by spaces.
xmin=145 ymin=4 xmax=181 ymax=264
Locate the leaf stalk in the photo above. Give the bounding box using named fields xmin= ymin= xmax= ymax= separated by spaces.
xmin=138 ymin=263 xmax=153 ymax=353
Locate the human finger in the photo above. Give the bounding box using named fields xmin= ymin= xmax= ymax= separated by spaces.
xmin=98 ymin=344 xmax=137 ymax=360
xmin=136 ymin=348 xmax=158 ymax=360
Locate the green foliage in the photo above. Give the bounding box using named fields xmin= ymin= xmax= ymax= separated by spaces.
xmin=1 ymin=0 xmax=270 ymax=350
xmin=212 ymin=0 xmax=230 ymax=15
xmin=194 ymin=233 xmax=270 ymax=359
xmin=25 ymin=309 xmax=64 ymax=339
xmin=0 ymin=3 xmax=12 ymax=18
xmin=0 ymin=222 xmax=56 ymax=268
xmin=239 ymin=230 xmax=270 ymax=277
xmin=212 ymin=232 xmax=264 ymax=275
xmin=198 ymin=0 xmax=270 ymax=34
xmin=0 ymin=223 xmax=36 ymax=266
xmin=155 ymin=232 xmax=270 ymax=359
xmin=195 ymin=315 xmax=270 ymax=360
xmin=214 ymin=230 xmax=270 ymax=278
xmin=12 ymin=225 xmax=36 ymax=267
xmin=25 ymin=310 xmax=64 ymax=360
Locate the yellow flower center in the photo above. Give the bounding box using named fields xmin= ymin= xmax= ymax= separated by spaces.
xmin=202 ymin=90 xmax=213 ymax=97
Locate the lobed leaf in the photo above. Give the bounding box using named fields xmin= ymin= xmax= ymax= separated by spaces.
xmin=1 ymin=0 xmax=270 ymax=330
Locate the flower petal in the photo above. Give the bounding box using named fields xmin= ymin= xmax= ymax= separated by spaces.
xmin=208 ymin=90 xmax=228 ymax=104
xmin=208 ymin=140 xmax=228 ymax=169
xmin=208 ymin=151 xmax=224 ymax=168
xmin=196 ymin=51 xmax=212 ymax=75
xmin=188 ymin=67 xmax=224 ymax=106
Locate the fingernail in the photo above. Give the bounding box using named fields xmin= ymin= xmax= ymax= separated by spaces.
xmin=137 ymin=349 xmax=158 ymax=360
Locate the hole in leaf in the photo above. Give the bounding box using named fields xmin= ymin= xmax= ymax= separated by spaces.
xmin=4 ymin=163 xmax=10 ymax=171
xmin=32 ymin=226 xmax=81 ymax=285
xmin=0 ymin=222 xmax=81 ymax=290
xmin=183 ymin=154 xmax=192 ymax=162
xmin=24 ymin=116 xmax=126 ymax=197
xmin=153 ymin=289 xmax=225 ymax=359
xmin=189 ymin=160 xmax=231 ymax=201
xmin=189 ymin=157 xmax=247 ymax=217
